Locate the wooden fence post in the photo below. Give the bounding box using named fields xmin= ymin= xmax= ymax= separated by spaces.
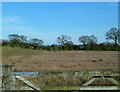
xmin=0 ymin=66 xmax=2 ymax=92
xmin=2 ymin=65 xmax=15 ymax=91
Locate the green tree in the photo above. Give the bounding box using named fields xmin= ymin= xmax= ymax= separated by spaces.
xmin=0 ymin=39 xmax=2 ymax=46
xmin=51 ymin=44 xmax=59 ymax=51
xmin=2 ymin=39 xmax=10 ymax=46
xmin=29 ymin=38 xmax=44 ymax=50
xmin=9 ymin=34 xmax=27 ymax=47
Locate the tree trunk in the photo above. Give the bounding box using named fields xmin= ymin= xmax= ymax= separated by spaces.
xmin=114 ymin=39 xmax=117 ymax=49
xmin=83 ymin=43 xmax=86 ymax=49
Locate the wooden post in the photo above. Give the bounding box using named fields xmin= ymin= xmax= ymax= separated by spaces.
xmin=0 ymin=66 xmax=2 ymax=92
xmin=2 ymin=65 xmax=15 ymax=91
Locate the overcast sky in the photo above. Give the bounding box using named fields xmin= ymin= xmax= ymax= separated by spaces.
xmin=2 ymin=2 xmax=118 ymax=45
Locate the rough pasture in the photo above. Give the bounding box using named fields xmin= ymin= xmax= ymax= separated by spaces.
xmin=2 ymin=47 xmax=118 ymax=72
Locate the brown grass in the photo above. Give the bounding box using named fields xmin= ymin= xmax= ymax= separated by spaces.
xmin=2 ymin=48 xmax=118 ymax=72
xmin=25 ymin=76 xmax=114 ymax=87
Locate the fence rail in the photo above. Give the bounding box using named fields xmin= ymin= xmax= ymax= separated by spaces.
xmin=1 ymin=65 xmax=120 ymax=91
xmin=12 ymin=71 xmax=120 ymax=76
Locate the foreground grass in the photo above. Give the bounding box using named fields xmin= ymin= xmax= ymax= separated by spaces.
xmin=43 ymin=86 xmax=82 ymax=90
xmin=15 ymin=76 xmax=116 ymax=90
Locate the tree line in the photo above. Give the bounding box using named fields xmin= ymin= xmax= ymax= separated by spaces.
xmin=1 ymin=27 xmax=120 ymax=51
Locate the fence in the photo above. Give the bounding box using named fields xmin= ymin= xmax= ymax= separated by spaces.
xmin=1 ymin=65 xmax=120 ymax=91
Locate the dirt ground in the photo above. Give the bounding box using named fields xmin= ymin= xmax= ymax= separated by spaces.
xmin=3 ymin=50 xmax=118 ymax=72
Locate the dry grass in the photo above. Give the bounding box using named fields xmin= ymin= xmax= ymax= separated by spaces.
xmin=15 ymin=75 xmax=115 ymax=88
xmin=2 ymin=47 xmax=118 ymax=72
xmin=2 ymin=47 xmax=119 ymax=88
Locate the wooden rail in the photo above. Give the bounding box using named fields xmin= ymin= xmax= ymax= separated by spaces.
xmin=16 ymin=75 xmax=42 ymax=91
xmin=12 ymin=71 xmax=120 ymax=76
xmin=1 ymin=65 xmax=120 ymax=91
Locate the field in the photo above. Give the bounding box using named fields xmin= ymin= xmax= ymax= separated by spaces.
xmin=2 ymin=47 xmax=119 ymax=89
xmin=2 ymin=47 xmax=118 ymax=72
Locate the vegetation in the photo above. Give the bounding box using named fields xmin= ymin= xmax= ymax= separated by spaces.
xmin=105 ymin=28 xmax=120 ymax=48
xmin=29 ymin=38 xmax=44 ymax=50
xmin=1 ymin=27 xmax=120 ymax=51
xmin=25 ymin=76 xmax=115 ymax=88
xmin=2 ymin=46 xmax=37 ymax=57
xmin=57 ymin=35 xmax=73 ymax=46
xmin=78 ymin=35 xmax=97 ymax=50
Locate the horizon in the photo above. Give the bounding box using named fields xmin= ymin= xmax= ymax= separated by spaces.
xmin=2 ymin=2 xmax=118 ymax=45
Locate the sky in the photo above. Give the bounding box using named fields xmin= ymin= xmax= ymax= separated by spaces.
xmin=2 ymin=2 xmax=118 ymax=45
xmin=2 ymin=0 xmax=120 ymax=2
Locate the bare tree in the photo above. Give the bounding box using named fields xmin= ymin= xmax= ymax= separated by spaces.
xmin=57 ymin=35 xmax=71 ymax=46
xmin=118 ymin=30 xmax=120 ymax=44
xmin=78 ymin=36 xmax=90 ymax=47
xmin=105 ymin=28 xmax=120 ymax=47
xmin=88 ymin=35 xmax=97 ymax=44
xmin=78 ymin=35 xmax=97 ymax=49
xmin=64 ymin=41 xmax=74 ymax=46
xmin=88 ymin=35 xmax=97 ymax=50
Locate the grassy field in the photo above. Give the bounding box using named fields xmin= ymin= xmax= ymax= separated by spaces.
xmin=2 ymin=46 xmax=37 ymax=57
xmin=2 ymin=46 xmax=119 ymax=88
xmin=2 ymin=46 xmax=118 ymax=72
